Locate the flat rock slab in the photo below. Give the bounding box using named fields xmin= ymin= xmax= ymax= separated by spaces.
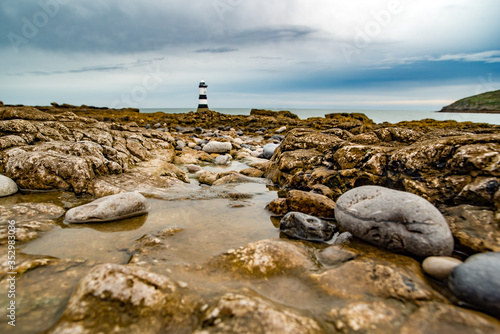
xmin=449 ymin=252 xmax=500 ymax=316
xmin=335 ymin=186 xmax=454 ymax=257
xmin=65 ymin=192 xmax=149 ymax=223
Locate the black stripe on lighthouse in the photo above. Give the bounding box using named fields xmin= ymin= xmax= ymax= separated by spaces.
xmin=197 ymin=80 xmax=209 ymax=110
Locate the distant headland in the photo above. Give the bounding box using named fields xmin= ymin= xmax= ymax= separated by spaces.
xmin=440 ymin=89 xmax=500 ymax=113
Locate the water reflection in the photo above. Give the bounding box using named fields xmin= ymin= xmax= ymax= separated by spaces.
xmin=64 ymin=213 xmax=148 ymax=232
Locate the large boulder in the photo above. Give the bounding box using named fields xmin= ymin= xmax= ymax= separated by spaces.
xmin=65 ymin=192 xmax=149 ymax=223
xmin=335 ymin=186 xmax=454 ymax=257
xmin=449 ymin=252 xmax=500 ymax=316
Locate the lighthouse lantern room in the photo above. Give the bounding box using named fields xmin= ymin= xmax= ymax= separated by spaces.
xmin=197 ymin=80 xmax=208 ymax=111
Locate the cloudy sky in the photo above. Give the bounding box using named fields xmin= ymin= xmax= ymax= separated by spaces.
xmin=1 ymin=0 xmax=499 ymax=111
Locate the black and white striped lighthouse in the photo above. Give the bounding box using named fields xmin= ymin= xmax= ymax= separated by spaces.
xmin=197 ymin=80 xmax=208 ymax=111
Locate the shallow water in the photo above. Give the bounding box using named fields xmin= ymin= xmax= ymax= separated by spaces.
xmin=0 ymin=162 xmax=286 ymax=333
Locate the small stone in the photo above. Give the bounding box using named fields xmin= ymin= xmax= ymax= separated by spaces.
xmin=335 ymin=186 xmax=454 ymax=257
xmin=236 ymin=130 xmax=243 ymax=136
xmin=262 ymin=143 xmax=280 ymax=159
xmin=214 ymin=154 xmax=231 ymax=165
xmin=186 ymin=164 xmax=203 ymax=173
xmin=145 ymin=124 xmax=151 ymax=129
xmin=202 ymin=141 xmax=232 ymax=154
xmin=449 ymin=252 xmax=500 ymax=316
xmin=280 ymin=211 xmax=337 ymax=242
xmin=0 ymin=175 xmax=18 ymax=197
xmin=422 ymin=256 xmax=463 ymax=280
xmin=65 ymin=192 xmax=149 ymax=223
xmin=275 ymin=126 xmax=287 ymax=133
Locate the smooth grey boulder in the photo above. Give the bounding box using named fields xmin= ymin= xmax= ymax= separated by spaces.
xmin=262 ymin=143 xmax=280 ymax=159
xmin=449 ymin=252 xmax=500 ymax=316
xmin=0 ymin=175 xmax=18 ymax=197
xmin=65 ymin=192 xmax=149 ymax=223
xmin=280 ymin=211 xmax=337 ymax=242
xmin=202 ymin=141 xmax=232 ymax=154
xmin=334 ymin=186 xmax=454 ymax=257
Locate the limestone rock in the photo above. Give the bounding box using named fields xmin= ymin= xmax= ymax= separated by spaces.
xmin=335 ymin=186 xmax=454 ymax=257
xmin=266 ymin=198 xmax=289 ymax=215
xmin=0 ymin=175 xmax=18 ymax=197
xmin=280 ymin=212 xmax=337 ymax=242
xmin=195 ymin=293 xmax=321 ymax=334
xmin=449 ymin=252 xmax=500 ymax=316
xmin=214 ymin=154 xmax=231 ymax=165
xmin=210 ymin=239 xmax=315 ymax=277
xmin=239 ymin=167 xmax=264 ymax=178
xmin=48 ymin=263 xmax=196 ymax=334
xmin=286 ymin=190 xmax=336 ymax=218
xmin=422 ymin=256 xmax=463 ymax=280
xmin=65 ymin=192 xmax=149 ymax=223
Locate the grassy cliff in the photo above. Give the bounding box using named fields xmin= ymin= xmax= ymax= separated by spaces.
xmin=440 ymin=90 xmax=500 ymax=113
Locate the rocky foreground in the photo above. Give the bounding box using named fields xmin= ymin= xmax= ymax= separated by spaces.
xmin=0 ymin=103 xmax=500 ymax=333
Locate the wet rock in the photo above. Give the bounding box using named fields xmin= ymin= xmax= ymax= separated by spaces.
xmin=239 ymin=167 xmax=264 ymax=178
xmin=210 ymin=239 xmax=315 ymax=277
xmin=48 ymin=263 xmax=196 ymax=334
xmin=317 ymin=246 xmax=358 ymax=267
xmin=286 ymin=190 xmax=336 ymax=218
xmin=449 ymin=252 xmax=500 ymax=316
xmin=327 ymin=301 xmax=402 ymax=333
xmin=198 ymin=171 xmax=218 ymax=186
xmin=262 ymin=143 xmax=280 ymax=159
xmin=65 ymin=192 xmax=149 ymax=223
xmin=265 ymin=198 xmax=289 ymax=215
xmin=335 ymin=186 xmax=454 ymax=257
xmin=195 ymin=293 xmax=321 ymax=334
xmin=310 ymin=255 xmax=441 ymax=302
xmin=399 ymin=302 xmax=500 ymax=334
xmin=203 ymin=141 xmax=232 ymax=153
xmin=456 ymin=177 xmax=499 ymax=206
xmin=422 ymin=256 xmax=463 ymax=280
xmin=187 ymin=164 xmax=203 ymax=173
xmin=0 ymin=203 xmax=65 ymax=244
xmin=280 ymin=212 xmax=337 ymax=242
xmin=0 ymin=175 xmax=18 ymax=197
xmin=213 ymin=173 xmax=260 ymax=186
xmin=443 ymin=205 xmax=500 ymax=252
xmin=214 ymin=154 xmax=231 ymax=165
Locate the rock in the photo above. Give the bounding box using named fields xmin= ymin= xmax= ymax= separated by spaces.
xmin=175 ymin=140 xmax=185 ymax=150
xmin=187 ymin=164 xmax=203 ymax=173
xmin=0 ymin=175 xmax=18 ymax=197
xmin=65 ymin=192 xmax=149 ymax=223
xmin=195 ymin=293 xmax=321 ymax=334
xmin=335 ymin=186 xmax=454 ymax=257
xmin=262 ymin=143 xmax=280 ymax=159
xmin=49 ymin=263 xmax=196 ymax=334
xmin=280 ymin=211 xmax=337 ymax=242
xmin=239 ymin=167 xmax=264 ymax=178
xmin=202 ymin=141 xmax=232 ymax=153
xmin=198 ymin=171 xmax=218 ymax=186
xmin=422 ymin=256 xmax=463 ymax=280
xmin=266 ymin=198 xmax=289 ymax=215
xmin=213 ymin=173 xmax=260 ymax=186
xmin=398 ymin=302 xmax=500 ymax=334
xmin=214 ymin=154 xmax=231 ymax=165
xmin=449 ymin=252 xmax=500 ymax=316
xmin=145 ymin=124 xmax=151 ymax=129
xmin=275 ymin=126 xmax=287 ymax=133
xmin=286 ymin=190 xmax=336 ymax=218
xmin=236 ymin=130 xmax=243 ymax=136
xmin=210 ymin=239 xmax=315 ymax=277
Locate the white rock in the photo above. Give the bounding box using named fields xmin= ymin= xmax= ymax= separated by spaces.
xmin=0 ymin=175 xmax=18 ymax=197
xmin=276 ymin=126 xmax=287 ymax=133
xmin=202 ymin=141 xmax=232 ymax=154
xmin=422 ymin=256 xmax=463 ymax=280
xmin=65 ymin=192 xmax=149 ymax=223
xmin=214 ymin=154 xmax=232 ymax=165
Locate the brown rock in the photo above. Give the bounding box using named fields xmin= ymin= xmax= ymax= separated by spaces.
xmin=239 ymin=167 xmax=264 ymax=178
xmin=265 ymin=198 xmax=289 ymax=215
xmin=286 ymin=190 xmax=335 ymax=218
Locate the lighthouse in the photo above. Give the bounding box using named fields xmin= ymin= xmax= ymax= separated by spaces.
xmin=197 ymin=80 xmax=209 ymax=111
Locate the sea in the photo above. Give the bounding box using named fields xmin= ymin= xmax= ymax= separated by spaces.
xmin=140 ymin=108 xmax=500 ymax=125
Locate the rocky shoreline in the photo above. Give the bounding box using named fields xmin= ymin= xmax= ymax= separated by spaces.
xmin=1 ymin=103 xmax=499 ymax=333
